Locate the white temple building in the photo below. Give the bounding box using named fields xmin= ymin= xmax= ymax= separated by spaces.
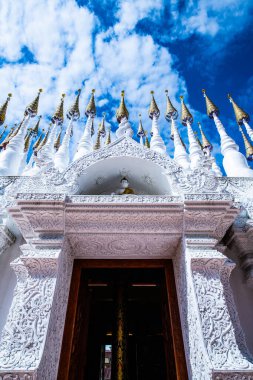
xmin=0 ymin=88 xmax=253 ymax=380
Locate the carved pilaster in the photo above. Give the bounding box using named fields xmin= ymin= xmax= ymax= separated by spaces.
xmin=0 ymin=225 xmax=15 ymax=255
xmin=0 ymin=242 xmax=63 ymax=377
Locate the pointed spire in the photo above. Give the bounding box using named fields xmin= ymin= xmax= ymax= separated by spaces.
xmin=165 ymin=90 xmax=178 ymax=121
xmin=52 ymin=94 xmax=65 ymax=125
xmin=91 ymin=118 xmax=95 ymax=136
xmin=94 ymin=130 xmax=101 ymax=150
xmin=228 ymin=94 xmax=249 ymax=125
xmin=202 ymin=89 xmax=219 ymax=118
xmin=144 ymin=132 xmax=150 ymax=148
xmin=149 ymin=91 xmax=160 ymax=120
xmin=105 ymin=127 xmax=111 ymax=145
xmin=24 ymin=130 xmax=32 ymax=152
xmin=54 ymin=128 xmax=62 ymax=151
xmin=198 ymin=122 xmax=212 ymax=150
xmin=85 ymin=89 xmax=96 ymax=117
xmin=31 ymin=115 xmax=42 ymax=136
xmin=36 ymin=124 xmax=51 ymax=152
xmin=33 ymin=131 xmax=44 ymax=151
xmin=239 ymin=126 xmax=253 ymax=161
xmin=99 ymin=113 xmax=106 ymax=137
xmin=9 ymin=122 xmax=22 ymax=138
xmin=116 ymin=91 xmax=129 ymax=123
xmin=25 ymin=89 xmax=42 ymax=117
xmin=0 ymin=93 xmax=12 ymax=126
xmin=194 ymin=131 xmax=203 ymax=150
xmin=137 ymin=114 xmax=145 ymax=137
xmin=0 ymin=125 xmax=8 ymax=141
xmin=180 ymin=96 xmax=193 ymax=125
xmin=67 ymin=89 xmax=81 ymax=121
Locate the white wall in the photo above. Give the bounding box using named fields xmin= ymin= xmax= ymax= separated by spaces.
xmin=0 ymin=238 xmax=23 ymax=335
xmin=230 ymin=265 xmax=253 ymax=355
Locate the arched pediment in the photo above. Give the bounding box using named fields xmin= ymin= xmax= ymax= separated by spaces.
xmin=63 ymin=136 xmax=180 ymax=195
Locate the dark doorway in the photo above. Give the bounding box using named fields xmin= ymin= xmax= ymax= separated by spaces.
xmin=58 ymin=260 xmax=187 ymax=380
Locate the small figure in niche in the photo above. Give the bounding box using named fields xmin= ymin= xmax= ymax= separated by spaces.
xmin=113 ymin=177 xmax=135 ymax=195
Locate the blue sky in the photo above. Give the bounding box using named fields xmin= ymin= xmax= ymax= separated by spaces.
xmin=0 ymin=0 xmax=253 ymax=171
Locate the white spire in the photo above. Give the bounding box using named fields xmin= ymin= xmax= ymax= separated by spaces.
xmin=54 ymin=118 xmax=73 ymax=171
xmin=150 ymin=115 xmax=166 ymax=154
xmin=0 ymin=116 xmax=30 ymax=175
xmin=116 ymin=116 xmax=133 ymax=138
xmin=242 ymin=120 xmax=253 ymax=142
xmin=172 ymin=119 xmax=190 ymax=169
xmin=213 ymin=113 xmax=253 ymax=177
xmin=74 ymin=115 xmax=94 ymax=160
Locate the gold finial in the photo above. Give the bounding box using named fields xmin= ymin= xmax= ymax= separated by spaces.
xmin=94 ymin=130 xmax=101 ymax=150
xmin=239 ymin=125 xmax=253 ymax=161
xmin=31 ymin=115 xmax=42 ymax=136
xmin=98 ymin=112 xmax=106 ymax=136
xmin=165 ymin=91 xmax=178 ymax=121
xmin=148 ymin=91 xmax=160 ymax=119
xmin=0 ymin=93 xmax=12 ymax=126
xmin=144 ymin=131 xmax=150 ymax=148
xmin=180 ymin=95 xmax=193 ymax=125
xmin=137 ymin=113 xmax=145 ymax=137
xmin=85 ymin=89 xmax=96 ymax=117
xmin=67 ymin=89 xmax=81 ymax=121
xmin=116 ymin=90 xmax=129 ymax=123
xmin=54 ymin=128 xmax=62 ymax=151
xmin=202 ymin=89 xmax=219 ymax=118
xmin=228 ymin=94 xmax=249 ymax=125
xmin=52 ymin=93 xmax=65 ymax=125
xmin=25 ymin=89 xmax=43 ymax=117
xmin=105 ymin=127 xmax=111 ymax=145
xmin=198 ymin=122 xmax=212 ymax=150
xmin=91 ymin=118 xmax=95 ymax=136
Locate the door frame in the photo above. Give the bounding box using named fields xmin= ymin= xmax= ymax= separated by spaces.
xmin=57 ymin=259 xmax=188 ymax=379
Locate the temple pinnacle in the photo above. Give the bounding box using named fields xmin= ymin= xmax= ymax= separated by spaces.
xmin=24 ymin=129 xmax=32 ymax=152
xmin=202 ymin=89 xmax=219 ymax=118
xmin=67 ymin=89 xmax=81 ymax=121
xmin=85 ymin=89 xmax=96 ymax=117
xmin=144 ymin=131 xmax=150 ymax=148
xmin=165 ymin=90 xmax=178 ymax=121
xmin=54 ymin=128 xmax=62 ymax=151
xmin=94 ymin=130 xmax=101 ymax=150
xmin=180 ymin=96 xmax=193 ymax=125
xmin=116 ymin=90 xmax=129 ymax=123
xmin=148 ymin=91 xmax=160 ymax=119
xmin=105 ymin=127 xmax=111 ymax=145
xmin=32 ymin=115 xmax=42 ymax=136
xmin=228 ymin=94 xmax=249 ymax=125
xmin=239 ymin=126 xmax=253 ymax=161
xmin=25 ymin=89 xmax=42 ymax=117
xmin=137 ymin=114 xmax=145 ymax=137
xmin=52 ymin=94 xmax=65 ymax=125
xmin=0 ymin=93 xmax=12 ymax=126
xmin=198 ymin=122 xmax=212 ymax=150
xmin=98 ymin=113 xmax=106 ymax=137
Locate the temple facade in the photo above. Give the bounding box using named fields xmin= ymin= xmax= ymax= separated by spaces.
xmin=0 ymin=89 xmax=253 ymax=379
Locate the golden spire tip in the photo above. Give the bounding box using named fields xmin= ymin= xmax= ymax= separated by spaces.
xmin=202 ymin=89 xmax=206 ymax=94
xmin=92 ymin=89 xmax=95 ymax=94
xmin=180 ymin=95 xmax=184 ymax=100
xmin=8 ymin=93 xmax=12 ymax=98
xmin=121 ymin=90 xmax=125 ymax=97
xmin=150 ymin=90 xmax=154 ymax=95
xmin=165 ymin=89 xmax=168 ymax=94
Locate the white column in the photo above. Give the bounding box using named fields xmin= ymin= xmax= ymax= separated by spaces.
xmin=173 ymin=120 xmax=190 ymax=169
xmin=213 ymin=114 xmax=253 ymax=177
xmin=243 ymin=120 xmax=253 ymax=142
xmin=150 ymin=116 xmax=166 ymax=154
xmin=186 ymin=120 xmax=203 ymax=170
xmin=54 ymin=118 xmax=73 ymax=172
xmin=0 ymin=116 xmax=30 ymax=176
xmin=74 ymin=116 xmax=93 ymax=161
xmin=116 ymin=117 xmax=134 ymax=138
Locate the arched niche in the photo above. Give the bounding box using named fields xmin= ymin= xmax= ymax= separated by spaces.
xmin=76 ymin=156 xmax=174 ymax=195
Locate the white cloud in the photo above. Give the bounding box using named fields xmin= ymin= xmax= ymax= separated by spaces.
xmin=0 ymin=0 xmax=186 ymax=158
